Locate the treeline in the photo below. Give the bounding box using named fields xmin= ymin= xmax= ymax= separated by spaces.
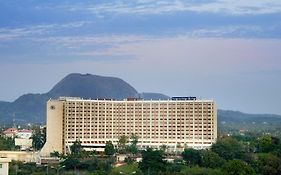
xmin=135 ymin=134 xmax=281 ymax=175
xmin=0 ymin=136 xmax=16 ymax=150
xmin=7 ymin=133 xmax=281 ymax=175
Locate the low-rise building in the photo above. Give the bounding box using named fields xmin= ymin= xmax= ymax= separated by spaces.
xmin=15 ymin=138 xmax=32 ymax=151
xmin=3 ymin=128 xmax=18 ymax=138
xmin=16 ymin=130 xmax=32 ymax=139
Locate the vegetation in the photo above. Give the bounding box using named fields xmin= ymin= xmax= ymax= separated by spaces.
xmin=31 ymin=126 xmax=46 ymax=151
xmin=110 ymin=163 xmax=139 ymax=175
xmin=139 ymin=148 xmax=167 ymax=175
xmin=117 ymin=135 xmax=129 ymax=154
xmin=0 ymin=136 xmax=17 ymax=150
xmin=105 ymin=141 xmax=115 ymax=156
xmin=6 ymin=133 xmax=281 ymax=175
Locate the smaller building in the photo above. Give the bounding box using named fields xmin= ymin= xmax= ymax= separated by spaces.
xmin=0 ymin=158 xmax=11 ymax=175
xmin=3 ymin=128 xmax=18 ymax=138
xmin=11 ymin=129 xmax=33 ymax=151
xmin=15 ymin=138 xmax=32 ymax=151
xmin=16 ymin=130 xmax=32 ymax=139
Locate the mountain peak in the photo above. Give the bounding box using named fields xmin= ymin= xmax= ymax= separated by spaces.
xmin=0 ymin=73 xmax=170 ymax=123
xmin=48 ymin=73 xmax=138 ymax=99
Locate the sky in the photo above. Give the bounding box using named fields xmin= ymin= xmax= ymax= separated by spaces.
xmin=0 ymin=0 xmax=281 ymax=115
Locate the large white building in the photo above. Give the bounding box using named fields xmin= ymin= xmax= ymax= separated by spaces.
xmin=41 ymin=97 xmax=217 ymax=156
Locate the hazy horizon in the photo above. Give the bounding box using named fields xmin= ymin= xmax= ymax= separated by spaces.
xmin=1 ymin=1 xmax=281 ymax=115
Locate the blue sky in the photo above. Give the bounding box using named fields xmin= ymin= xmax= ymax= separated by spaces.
xmin=0 ymin=0 xmax=281 ymax=114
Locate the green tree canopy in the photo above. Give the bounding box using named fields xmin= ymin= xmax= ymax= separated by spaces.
xmin=139 ymin=148 xmax=167 ymax=175
xmin=201 ymin=150 xmax=225 ymax=168
xmin=117 ymin=135 xmax=129 ymax=154
xmin=256 ymin=153 xmax=281 ymax=175
xmin=31 ymin=126 xmax=46 ymax=151
xmin=223 ymin=159 xmax=255 ymax=175
xmin=211 ymin=136 xmax=244 ymax=160
xmin=0 ymin=136 xmax=16 ymax=150
xmin=256 ymin=135 xmax=279 ymax=153
xmin=105 ymin=141 xmax=115 ymax=156
xmin=70 ymin=140 xmax=83 ymax=156
xmin=128 ymin=134 xmax=139 ymax=155
xmin=182 ymin=148 xmax=202 ymax=166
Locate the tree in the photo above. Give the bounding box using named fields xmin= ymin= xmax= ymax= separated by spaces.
xmin=223 ymin=159 xmax=255 ymax=175
xmin=105 ymin=141 xmax=115 ymax=156
xmin=130 ymin=134 xmax=138 ymax=145
xmin=62 ymin=155 xmax=80 ymax=170
xmin=201 ymin=150 xmax=225 ymax=168
xmin=117 ymin=135 xmax=129 ymax=154
xmin=139 ymin=148 xmax=167 ymax=175
xmin=128 ymin=134 xmax=138 ymax=155
xmin=211 ymin=136 xmax=244 ymax=160
xmin=31 ymin=126 xmax=46 ymax=151
xmin=50 ymin=151 xmax=64 ymax=158
xmin=61 ymin=140 xmax=83 ymax=171
xmin=182 ymin=148 xmax=202 ymax=165
xmin=256 ymin=153 xmax=281 ymax=175
xmin=256 ymin=135 xmax=279 ymax=153
xmin=70 ymin=140 xmax=83 ymax=156
xmin=160 ymin=145 xmax=168 ymax=152
xmin=0 ymin=136 xmax=16 ymax=150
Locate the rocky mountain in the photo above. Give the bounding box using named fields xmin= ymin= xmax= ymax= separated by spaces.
xmin=0 ymin=73 xmax=168 ymax=124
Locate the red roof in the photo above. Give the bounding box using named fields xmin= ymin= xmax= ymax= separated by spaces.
xmin=18 ymin=129 xmax=32 ymax=133
xmin=3 ymin=128 xmax=18 ymax=134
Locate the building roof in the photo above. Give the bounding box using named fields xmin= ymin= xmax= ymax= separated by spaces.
xmin=18 ymin=129 xmax=32 ymax=133
xmin=3 ymin=128 xmax=18 ymax=134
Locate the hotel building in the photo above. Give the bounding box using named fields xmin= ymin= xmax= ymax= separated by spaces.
xmin=41 ymin=97 xmax=217 ymax=156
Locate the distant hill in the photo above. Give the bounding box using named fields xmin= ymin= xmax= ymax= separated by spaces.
xmin=1 ymin=73 xmax=281 ymax=134
xmin=138 ymin=92 xmax=170 ymax=100
xmin=0 ymin=73 xmax=168 ymax=124
xmin=218 ymin=110 xmax=281 ymax=134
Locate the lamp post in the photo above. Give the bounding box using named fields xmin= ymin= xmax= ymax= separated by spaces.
xmin=44 ymin=165 xmax=49 ymax=175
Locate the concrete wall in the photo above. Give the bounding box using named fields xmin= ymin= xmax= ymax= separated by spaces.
xmin=0 ymin=151 xmax=36 ymax=162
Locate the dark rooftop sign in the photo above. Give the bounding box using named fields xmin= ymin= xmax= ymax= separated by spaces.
xmin=171 ymin=97 xmax=197 ymax=100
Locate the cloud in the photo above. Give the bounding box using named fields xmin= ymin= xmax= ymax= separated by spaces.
xmin=0 ymin=21 xmax=89 ymax=41
xmin=25 ymin=24 xmax=265 ymax=55
xmin=55 ymin=0 xmax=281 ymax=16
xmin=188 ymin=25 xmax=264 ymax=38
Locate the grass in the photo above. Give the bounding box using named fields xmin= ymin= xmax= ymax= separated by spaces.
xmin=110 ymin=163 xmax=139 ymax=175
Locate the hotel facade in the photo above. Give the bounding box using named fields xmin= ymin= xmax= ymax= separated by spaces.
xmin=41 ymin=97 xmax=217 ymax=156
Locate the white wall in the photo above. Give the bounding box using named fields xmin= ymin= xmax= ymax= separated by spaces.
xmin=0 ymin=158 xmax=11 ymax=175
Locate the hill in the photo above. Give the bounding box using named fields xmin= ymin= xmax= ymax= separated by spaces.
xmin=48 ymin=73 xmax=138 ymax=99
xmin=138 ymin=92 xmax=170 ymax=100
xmin=0 ymin=73 xmax=168 ymax=124
xmin=0 ymin=73 xmax=281 ymax=135
xmin=218 ymin=110 xmax=281 ymax=135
